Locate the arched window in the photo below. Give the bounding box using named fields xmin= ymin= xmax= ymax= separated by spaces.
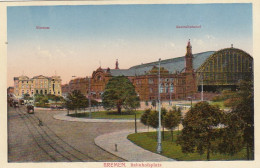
xmin=165 ymin=83 xmax=169 ymax=93
xmin=170 ymin=83 xmax=174 ymax=93
xmin=160 ymin=84 xmax=164 ymax=93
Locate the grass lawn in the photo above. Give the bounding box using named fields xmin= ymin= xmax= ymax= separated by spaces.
xmin=127 ymin=131 xmax=248 ymax=161
xmin=68 ymin=110 xmax=144 ymax=119
xmin=209 ymin=101 xmax=226 ymax=109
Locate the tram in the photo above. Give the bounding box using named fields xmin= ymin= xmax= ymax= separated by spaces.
xmin=27 ymin=104 xmax=34 ymax=114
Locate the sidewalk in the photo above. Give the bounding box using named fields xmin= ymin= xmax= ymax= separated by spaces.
xmin=53 ymin=111 xmax=175 ymax=161
xmin=94 ymin=129 xmax=175 ymax=162
xmin=53 ymin=111 xmax=139 ymax=123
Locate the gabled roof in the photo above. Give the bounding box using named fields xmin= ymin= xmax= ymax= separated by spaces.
xmin=32 ymin=75 xmax=50 ymax=79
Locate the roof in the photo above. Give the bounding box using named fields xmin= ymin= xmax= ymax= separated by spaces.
xmin=109 ymin=69 xmax=136 ymax=76
xmin=112 ymin=51 xmax=215 ymax=76
xmin=32 ymin=75 xmax=50 ymax=79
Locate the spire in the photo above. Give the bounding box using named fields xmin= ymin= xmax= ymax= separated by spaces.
xmin=187 ymin=39 xmax=191 ymax=46
xmin=115 ymin=59 xmax=119 ymax=69
xmin=185 ymin=39 xmax=193 ymax=72
xmin=186 ymin=39 xmax=192 ymax=56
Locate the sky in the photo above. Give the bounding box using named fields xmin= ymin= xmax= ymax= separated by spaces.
xmin=7 ymin=3 xmax=252 ymax=86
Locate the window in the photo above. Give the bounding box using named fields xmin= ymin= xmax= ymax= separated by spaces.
xmin=165 ymin=83 xmax=169 ymax=93
xmin=170 ymin=83 xmax=174 ymax=93
xmin=160 ymin=84 xmax=164 ymax=93
xmin=148 ymin=78 xmax=154 ymax=84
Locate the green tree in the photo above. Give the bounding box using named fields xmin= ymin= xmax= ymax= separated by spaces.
xmin=65 ymin=90 xmax=88 ymax=114
xmin=145 ymin=101 xmax=149 ymax=107
xmin=34 ymin=94 xmax=44 ymax=102
xmin=219 ymin=80 xmax=254 ymax=160
xmin=146 ymin=108 xmax=166 ymax=130
xmin=147 ymin=110 xmax=158 ymax=129
xmin=151 ymin=99 xmax=157 ymax=109
xmin=161 ymin=107 xmax=167 ymax=140
xmin=177 ymin=101 xmax=225 ymax=161
xmin=163 ymin=107 xmax=182 ymax=141
xmin=102 ymin=76 xmax=140 ymax=114
xmin=140 ymin=109 xmax=151 ymax=131
xmin=23 ymin=93 xmax=32 ymax=102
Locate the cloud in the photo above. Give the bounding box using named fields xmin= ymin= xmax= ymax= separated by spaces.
xmin=193 ymin=38 xmax=205 ymax=47
xmin=170 ymin=42 xmax=175 ymax=48
xmin=206 ymin=34 xmax=216 ymax=40
xmin=34 ymin=45 xmax=53 ymax=60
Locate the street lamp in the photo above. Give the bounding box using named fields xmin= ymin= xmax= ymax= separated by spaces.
xmin=88 ymin=77 xmax=92 ymax=118
xmin=187 ymin=96 xmax=193 ymax=111
xmin=157 ymin=58 xmax=162 ymax=154
xmin=201 ymin=74 xmax=204 ymax=101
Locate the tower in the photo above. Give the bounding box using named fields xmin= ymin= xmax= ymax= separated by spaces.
xmin=185 ymin=39 xmax=193 ymax=72
xmin=184 ymin=39 xmax=196 ymax=98
xmin=115 ymin=59 xmax=119 ymax=69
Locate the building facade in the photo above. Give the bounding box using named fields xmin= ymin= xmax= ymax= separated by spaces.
xmin=14 ymin=75 xmax=62 ymax=98
xmin=62 ymin=40 xmax=201 ymax=101
xmin=62 ymin=40 xmax=253 ymax=101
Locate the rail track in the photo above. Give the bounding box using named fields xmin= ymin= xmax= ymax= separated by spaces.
xmin=13 ymin=106 xmax=98 ymax=162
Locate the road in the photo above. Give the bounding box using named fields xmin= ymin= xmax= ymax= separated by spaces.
xmin=8 ymin=106 xmax=146 ymax=162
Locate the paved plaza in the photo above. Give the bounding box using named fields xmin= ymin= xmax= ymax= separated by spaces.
xmin=8 ymin=106 xmax=173 ymax=162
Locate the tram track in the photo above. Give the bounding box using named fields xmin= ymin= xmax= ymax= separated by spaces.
xmin=13 ymin=106 xmax=98 ymax=162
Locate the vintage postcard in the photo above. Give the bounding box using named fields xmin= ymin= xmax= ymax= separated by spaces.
xmin=0 ymin=0 xmax=259 ymax=168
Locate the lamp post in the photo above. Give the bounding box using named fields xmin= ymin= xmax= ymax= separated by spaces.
xmin=88 ymin=77 xmax=91 ymax=118
xmin=135 ymin=111 xmax=137 ymax=133
xmin=188 ymin=96 xmax=193 ymax=111
xmin=201 ymin=74 xmax=204 ymax=101
xmin=157 ymin=58 xmax=162 ymax=154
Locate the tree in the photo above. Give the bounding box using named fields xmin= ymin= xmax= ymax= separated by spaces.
xmin=140 ymin=109 xmax=151 ymax=131
xmin=23 ymin=93 xmax=32 ymax=102
xmin=102 ymin=76 xmax=140 ymax=114
xmin=219 ymin=80 xmax=254 ymax=160
xmin=163 ymin=107 xmax=182 ymax=141
xmin=177 ymin=101 xmax=225 ymax=161
xmin=65 ymin=90 xmax=88 ymax=114
xmin=146 ymin=108 xmax=166 ymax=130
xmin=161 ymin=107 xmax=167 ymax=140
xmin=151 ymin=99 xmax=156 ymax=109
xmin=145 ymin=101 xmax=149 ymax=107
xmin=147 ymin=110 xmax=158 ymax=129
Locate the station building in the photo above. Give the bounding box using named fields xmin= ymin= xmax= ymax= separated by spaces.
xmin=62 ymin=40 xmax=253 ymax=101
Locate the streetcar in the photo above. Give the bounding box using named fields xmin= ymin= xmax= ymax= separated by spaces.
xmin=13 ymin=100 xmax=19 ymax=108
xmin=27 ymin=104 xmax=34 ymax=114
xmin=19 ymin=99 xmax=25 ymax=105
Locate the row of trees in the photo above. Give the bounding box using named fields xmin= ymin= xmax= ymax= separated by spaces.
xmin=65 ymin=90 xmax=99 ymax=114
xmin=33 ymin=94 xmax=64 ymax=107
xmin=140 ymin=80 xmax=254 ymax=161
xmin=177 ymin=80 xmax=254 ymax=160
xmin=140 ymin=107 xmax=182 ymax=141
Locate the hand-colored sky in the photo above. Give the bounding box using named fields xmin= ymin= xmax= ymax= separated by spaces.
xmin=7 ymin=3 xmax=252 ymax=86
